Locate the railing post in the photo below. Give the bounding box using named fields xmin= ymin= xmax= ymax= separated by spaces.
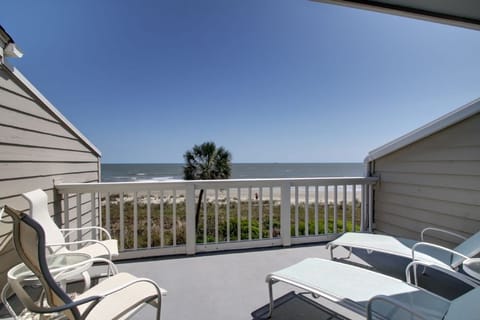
xmin=280 ymin=182 xmax=291 ymax=247
xmin=361 ymin=185 xmax=366 ymax=232
xmin=368 ymin=184 xmax=373 ymax=232
xmin=76 ymin=193 xmax=82 ymax=247
xmin=185 ymin=183 xmax=196 ymax=255
xmin=52 ymin=188 xmax=63 ymax=228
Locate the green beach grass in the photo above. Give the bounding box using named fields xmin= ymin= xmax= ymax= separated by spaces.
xmin=102 ymin=196 xmax=362 ymax=250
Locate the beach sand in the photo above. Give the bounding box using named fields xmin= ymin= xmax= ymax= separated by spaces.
xmin=105 ymin=185 xmax=364 ymax=206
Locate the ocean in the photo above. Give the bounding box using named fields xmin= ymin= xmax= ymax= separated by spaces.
xmin=101 ymin=163 xmax=364 ymax=182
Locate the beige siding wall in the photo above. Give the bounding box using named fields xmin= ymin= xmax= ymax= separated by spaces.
xmin=0 ymin=64 xmax=100 ymax=290
xmin=372 ymin=113 xmax=480 ymax=247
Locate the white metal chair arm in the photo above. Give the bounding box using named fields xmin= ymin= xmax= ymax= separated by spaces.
xmin=0 ymin=206 xmax=13 ymax=224
xmin=51 ymin=257 xmax=119 ymax=283
xmin=60 ymin=226 xmax=113 ymax=240
xmin=30 ymin=294 xmax=102 ymax=315
xmin=405 ymin=260 xmax=479 ymax=288
xmin=46 ymin=239 xmax=113 ymax=259
xmin=12 ymin=270 xmax=103 ymax=315
xmin=421 ymin=227 xmax=467 ymax=242
xmin=1 ymin=283 xmax=17 ymax=319
xmin=94 ymin=277 xmax=167 ymax=298
xmin=412 ymin=242 xmax=469 ymax=265
xmin=80 ymin=277 xmax=166 ymax=320
xmin=367 ymin=294 xmax=429 ymax=320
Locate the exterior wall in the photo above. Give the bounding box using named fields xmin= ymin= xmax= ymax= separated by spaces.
xmin=0 ymin=63 xmax=100 ymax=290
xmin=371 ymin=113 xmax=480 ymax=247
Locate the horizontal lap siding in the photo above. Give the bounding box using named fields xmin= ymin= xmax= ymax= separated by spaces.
xmin=0 ymin=125 xmax=90 ymax=151
xmin=0 ymin=65 xmax=100 ymax=290
xmin=373 ymin=113 xmax=480 ymax=247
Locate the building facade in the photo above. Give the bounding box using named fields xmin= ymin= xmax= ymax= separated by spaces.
xmin=366 ymin=99 xmax=480 ymax=247
xmin=0 ymin=25 xmax=101 ymax=290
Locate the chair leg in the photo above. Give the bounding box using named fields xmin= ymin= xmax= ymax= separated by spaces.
xmin=421 ymin=265 xmax=428 ymax=275
xmin=81 ymin=271 xmax=91 ymax=290
xmin=1 ymin=284 xmax=19 ymax=319
xmin=330 ymin=245 xmax=352 ymax=260
xmin=267 ymin=280 xmax=274 ymax=318
xmin=329 ymin=245 xmax=335 ymax=259
xmin=156 ymin=294 xmax=162 ymax=320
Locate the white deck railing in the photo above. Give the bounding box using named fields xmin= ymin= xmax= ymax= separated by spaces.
xmin=55 ymin=177 xmax=377 ymax=260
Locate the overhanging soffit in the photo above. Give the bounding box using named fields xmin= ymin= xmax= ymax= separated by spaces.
xmin=311 ymin=0 xmax=480 ymax=30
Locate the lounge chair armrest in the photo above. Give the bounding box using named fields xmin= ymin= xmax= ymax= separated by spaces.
xmin=51 ymin=257 xmax=119 ymax=282
xmin=405 ymin=260 xmax=479 ymax=288
xmin=46 ymin=239 xmax=113 ymax=259
xmin=0 ymin=207 xmax=12 ymax=224
xmin=421 ymin=227 xmax=467 ymax=242
xmin=412 ymin=242 xmax=469 ymax=264
xmin=23 ymin=294 xmax=102 ymax=315
xmin=78 ymin=278 xmax=166 ymax=319
xmin=10 ymin=271 xmax=103 ymax=315
xmin=96 ymin=278 xmax=167 ymax=299
xmin=60 ymin=226 xmax=113 ymax=240
xmin=367 ymin=295 xmax=429 ymax=320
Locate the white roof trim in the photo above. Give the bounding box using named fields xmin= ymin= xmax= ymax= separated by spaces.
xmin=311 ymin=0 xmax=480 ymax=31
xmin=3 ymin=62 xmax=102 ymax=157
xmin=366 ymin=97 xmax=480 ymax=162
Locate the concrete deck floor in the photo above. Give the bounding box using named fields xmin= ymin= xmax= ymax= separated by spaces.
xmin=115 ymin=243 xmax=471 ymax=320
xmin=119 ymin=244 xmax=350 ymax=320
xmin=1 ymin=243 xmax=473 ymax=319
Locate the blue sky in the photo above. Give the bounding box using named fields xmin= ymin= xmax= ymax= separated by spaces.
xmin=1 ymin=1 xmax=479 ymax=163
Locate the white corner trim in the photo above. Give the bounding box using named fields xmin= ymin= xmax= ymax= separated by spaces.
xmin=366 ymin=97 xmax=480 ymax=162
xmin=4 ymin=43 xmax=23 ymax=58
xmin=4 ymin=62 xmax=102 ymax=157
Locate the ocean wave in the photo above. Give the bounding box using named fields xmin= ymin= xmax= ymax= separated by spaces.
xmin=103 ymin=175 xmax=184 ymax=182
xmin=151 ymin=176 xmax=183 ymax=181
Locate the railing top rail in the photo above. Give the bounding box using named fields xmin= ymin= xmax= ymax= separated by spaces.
xmin=55 ymin=176 xmax=377 ymax=193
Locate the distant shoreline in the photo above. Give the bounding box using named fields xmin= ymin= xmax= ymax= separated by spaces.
xmin=105 ymin=186 xmax=362 ymax=205
xmin=101 ymin=162 xmax=364 ymax=182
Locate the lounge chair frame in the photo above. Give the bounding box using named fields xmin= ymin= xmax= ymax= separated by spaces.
xmin=22 ymin=189 xmax=118 ymax=260
xmin=327 ymin=228 xmax=480 ymax=270
xmin=2 ymin=205 xmax=166 ymax=320
xmin=266 ymin=257 xmax=479 ymax=320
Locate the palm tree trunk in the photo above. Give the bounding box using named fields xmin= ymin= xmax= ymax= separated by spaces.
xmin=195 ymin=189 xmax=204 ymax=231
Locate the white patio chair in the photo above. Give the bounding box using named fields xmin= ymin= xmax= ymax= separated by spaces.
xmin=266 ymin=257 xmax=479 ymax=319
xmin=22 ymin=189 xmax=118 ymax=260
xmin=3 ymin=205 xmax=166 ymax=320
xmin=327 ymin=228 xmax=480 ymax=271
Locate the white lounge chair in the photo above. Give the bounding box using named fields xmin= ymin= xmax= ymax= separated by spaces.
xmin=266 ymin=257 xmax=479 ymax=319
xmin=22 ymin=189 xmax=118 ymax=260
xmin=327 ymin=229 xmax=480 ymax=271
xmin=3 ymin=205 xmax=167 ymax=320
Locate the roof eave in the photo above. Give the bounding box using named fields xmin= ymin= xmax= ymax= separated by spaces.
xmin=366 ymin=98 xmax=480 ymax=163
xmin=311 ymin=0 xmax=480 ymax=31
xmin=3 ymin=61 xmax=102 ymax=157
xmin=0 ymin=25 xmax=14 ymax=46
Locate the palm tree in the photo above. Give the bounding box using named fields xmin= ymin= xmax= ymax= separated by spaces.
xmin=183 ymin=142 xmax=232 ymax=231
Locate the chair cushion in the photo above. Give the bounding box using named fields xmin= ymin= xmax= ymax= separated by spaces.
xmin=451 ymin=231 xmax=480 ymax=268
xmin=268 ymin=258 xmax=450 ymax=320
xmin=75 ymin=272 xmax=165 ymax=319
xmin=74 ymin=239 xmax=119 ymax=258
xmin=444 ymin=287 xmax=480 ymax=320
xmin=329 ymin=232 xmax=454 ymax=268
